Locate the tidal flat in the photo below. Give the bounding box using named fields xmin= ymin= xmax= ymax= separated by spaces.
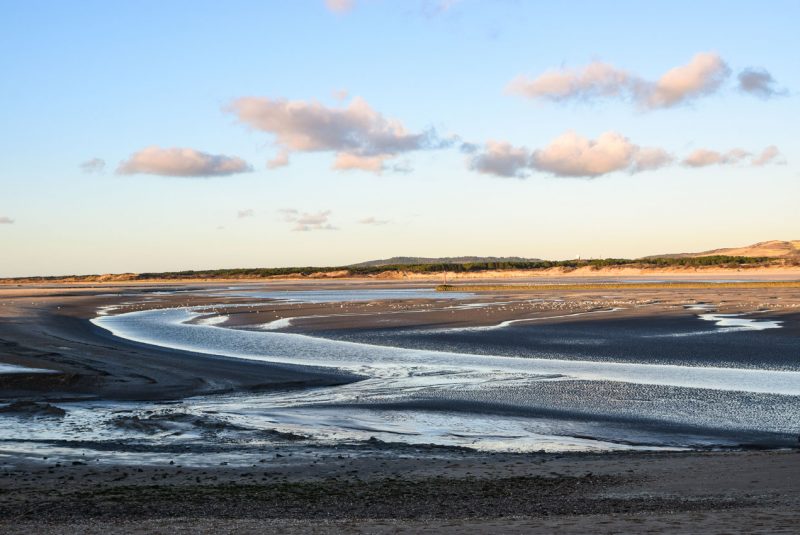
xmin=1 ymin=279 xmax=799 ymax=532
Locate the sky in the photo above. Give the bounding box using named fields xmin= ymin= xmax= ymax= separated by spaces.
xmin=1 ymin=0 xmax=798 ymax=277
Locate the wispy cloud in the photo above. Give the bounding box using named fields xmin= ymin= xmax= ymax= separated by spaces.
xmin=332 ymin=89 xmax=349 ymax=101
xmin=325 ymin=0 xmax=460 ymax=16
xmin=279 ymin=208 xmax=299 ymax=221
xmin=358 ymin=216 xmax=390 ymax=225
xmin=752 ymin=145 xmax=783 ymax=166
xmin=280 ymin=209 xmax=337 ymax=231
xmin=683 ymin=146 xmax=784 ymax=168
xmin=737 ymin=68 xmax=785 ymax=99
xmin=80 ymin=158 xmax=106 ymax=174
xmin=324 ymin=0 xmax=355 ymax=14
xmin=118 ymin=146 xmax=252 ymax=177
xmin=237 ymin=209 xmax=255 ymax=219
xmin=508 ymin=52 xmax=737 ymax=109
xmin=332 ymin=152 xmax=388 ymax=172
xmin=267 ymin=150 xmax=290 ymax=169
xmin=507 ymin=62 xmax=632 ymax=103
xmin=227 ymin=96 xmax=448 ymax=173
xmin=0 ymin=216 xmax=14 ymax=225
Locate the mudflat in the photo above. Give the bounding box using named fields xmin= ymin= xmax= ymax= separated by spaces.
xmin=1 ymin=280 xmax=799 ymax=533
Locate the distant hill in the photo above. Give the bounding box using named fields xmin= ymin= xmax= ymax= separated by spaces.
xmin=650 ymin=240 xmax=800 ymax=259
xmin=350 ymin=256 xmax=541 ymax=267
xmin=7 ymin=243 xmax=800 ymax=283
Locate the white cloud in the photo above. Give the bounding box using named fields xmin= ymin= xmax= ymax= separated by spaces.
xmin=118 ymin=146 xmax=252 ymax=177
xmin=508 ymin=52 xmax=733 ymax=109
xmin=738 ymin=68 xmax=785 ymax=98
xmin=227 ymin=96 xmax=444 ymax=173
xmin=0 ymin=216 xmax=13 ymax=224
xmin=280 ymin=209 xmax=336 ymax=231
xmin=237 ymin=209 xmax=254 ymax=219
xmin=324 ymin=0 xmax=354 ymax=13
xmin=80 ymin=158 xmax=106 ymax=173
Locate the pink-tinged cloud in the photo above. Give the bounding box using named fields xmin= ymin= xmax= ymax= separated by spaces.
xmin=645 ymin=52 xmax=730 ymax=108
xmin=752 ymin=145 xmax=783 ymax=166
xmin=508 ymin=52 xmax=733 ymax=109
xmin=469 ymin=140 xmax=530 ymax=177
xmin=532 ymin=131 xmax=673 ymax=177
xmin=683 ymin=146 xmax=784 ymax=167
xmin=280 ymin=209 xmax=336 ymax=231
xmin=0 ymin=216 xmax=13 ymax=224
xmin=507 ymin=62 xmax=631 ymax=102
xmin=333 ymin=152 xmax=388 ymax=172
xmin=683 ymin=148 xmax=750 ymax=167
xmin=227 ymin=96 xmax=444 ymax=173
xmin=532 ymin=132 xmax=636 ymax=177
xmin=118 ymin=146 xmax=252 ymax=177
xmin=325 ymin=0 xmax=354 ymax=13
xmin=470 ymin=132 xmax=673 ymax=178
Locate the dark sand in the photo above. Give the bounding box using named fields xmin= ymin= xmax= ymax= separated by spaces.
xmin=0 ymin=285 xmax=357 ymax=402
xmin=1 ymin=449 xmax=799 ymax=533
xmin=1 ymin=281 xmax=800 ymax=533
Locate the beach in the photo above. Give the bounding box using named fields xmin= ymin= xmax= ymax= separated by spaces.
xmin=1 ymin=279 xmax=800 ymax=532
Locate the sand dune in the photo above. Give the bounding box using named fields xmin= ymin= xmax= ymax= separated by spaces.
xmin=656 ymin=239 xmax=800 ymax=259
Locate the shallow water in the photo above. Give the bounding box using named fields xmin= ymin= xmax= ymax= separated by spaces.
xmin=216 ymin=288 xmax=472 ymax=303
xmin=0 ymin=364 xmax=57 ymax=374
xmin=2 ymin=289 xmax=799 ymax=462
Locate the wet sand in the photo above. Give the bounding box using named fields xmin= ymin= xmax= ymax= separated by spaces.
xmin=1 ymin=281 xmax=800 ymax=532
xmin=1 ymin=448 xmax=798 ymax=533
xmin=0 ymin=284 xmax=358 ymax=402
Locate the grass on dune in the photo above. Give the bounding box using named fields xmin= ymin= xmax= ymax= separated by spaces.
xmin=436 ymin=281 xmax=800 ymax=292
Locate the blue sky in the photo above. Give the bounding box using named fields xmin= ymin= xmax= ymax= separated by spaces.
xmin=1 ymin=0 xmax=798 ymax=276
